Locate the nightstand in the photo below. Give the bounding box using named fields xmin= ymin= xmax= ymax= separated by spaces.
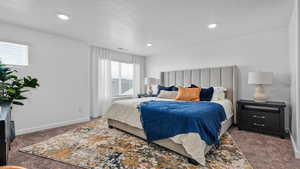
xmin=137 ymin=94 xmax=156 ymax=98
xmin=237 ymin=100 xmax=287 ymax=138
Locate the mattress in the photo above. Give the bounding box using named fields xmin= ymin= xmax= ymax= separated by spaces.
xmin=104 ymin=97 xmax=233 ymax=165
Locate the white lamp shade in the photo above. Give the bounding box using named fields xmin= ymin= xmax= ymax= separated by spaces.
xmin=144 ymin=77 xmax=157 ymax=85
xmin=248 ymin=72 xmax=273 ymax=85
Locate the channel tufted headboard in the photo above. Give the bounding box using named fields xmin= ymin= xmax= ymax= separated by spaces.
xmin=160 ymin=65 xmax=238 ymax=124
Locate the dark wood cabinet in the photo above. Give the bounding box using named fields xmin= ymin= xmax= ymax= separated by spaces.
xmin=0 ymin=104 xmax=13 ymax=165
xmin=237 ymin=100 xmax=287 ymax=138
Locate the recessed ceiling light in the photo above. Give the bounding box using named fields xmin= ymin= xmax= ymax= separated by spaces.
xmin=57 ymin=14 xmax=70 ymax=21
xmin=208 ymin=23 xmax=217 ymax=29
xmin=147 ymin=43 xmax=153 ymax=47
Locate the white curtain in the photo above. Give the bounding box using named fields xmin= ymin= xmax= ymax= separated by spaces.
xmin=90 ymin=46 xmax=145 ymax=117
xmin=132 ymin=55 xmax=145 ymax=96
xmin=133 ymin=56 xmax=140 ymax=96
xmin=90 ymin=46 xmax=112 ymax=118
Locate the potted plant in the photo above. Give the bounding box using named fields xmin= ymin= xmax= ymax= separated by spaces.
xmin=0 ymin=64 xmax=39 ymax=140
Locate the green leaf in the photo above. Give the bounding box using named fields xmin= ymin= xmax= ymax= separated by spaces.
xmin=7 ymin=75 xmax=18 ymax=79
xmin=7 ymin=88 xmax=16 ymax=94
xmin=12 ymin=101 xmax=24 ymax=105
xmin=23 ymin=78 xmax=39 ymax=88
xmin=0 ymin=64 xmax=39 ymax=106
xmin=0 ymin=96 xmax=10 ymax=102
xmin=0 ymin=96 xmax=11 ymax=105
xmin=20 ymin=90 xmax=30 ymax=93
xmin=15 ymin=95 xmax=27 ymax=100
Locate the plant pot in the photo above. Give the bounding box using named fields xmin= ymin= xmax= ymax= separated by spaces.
xmin=0 ymin=103 xmax=15 ymax=143
xmin=10 ymin=120 xmax=15 ymax=142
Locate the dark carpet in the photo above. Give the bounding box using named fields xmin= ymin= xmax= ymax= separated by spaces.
xmin=7 ymin=121 xmax=300 ymax=169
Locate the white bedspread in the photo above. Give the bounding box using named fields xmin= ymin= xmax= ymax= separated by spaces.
xmin=104 ymin=97 xmax=232 ymax=165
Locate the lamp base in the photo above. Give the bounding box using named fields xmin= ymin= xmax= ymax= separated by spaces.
xmin=254 ymin=98 xmax=268 ymax=103
xmin=147 ymin=85 xmax=153 ymax=96
xmin=254 ymin=85 xmax=268 ymax=102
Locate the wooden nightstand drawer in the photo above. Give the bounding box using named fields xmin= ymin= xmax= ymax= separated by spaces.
xmin=244 ymin=111 xmax=266 ymax=122
xmin=237 ymin=100 xmax=286 ymax=138
xmin=245 ymin=121 xmax=267 ymax=133
xmin=243 ymin=110 xmax=280 ymax=130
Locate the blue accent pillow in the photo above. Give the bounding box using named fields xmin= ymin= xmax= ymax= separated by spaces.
xmin=190 ymin=84 xmax=214 ymax=101
xmin=157 ymin=85 xmax=178 ymax=95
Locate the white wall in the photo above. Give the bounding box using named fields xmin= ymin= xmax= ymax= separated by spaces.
xmin=289 ymin=0 xmax=300 ymax=158
xmin=146 ymin=28 xmax=290 ymax=129
xmin=0 ymin=22 xmax=90 ymax=135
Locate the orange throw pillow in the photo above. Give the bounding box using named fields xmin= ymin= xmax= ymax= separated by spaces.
xmin=176 ymin=87 xmax=201 ymax=102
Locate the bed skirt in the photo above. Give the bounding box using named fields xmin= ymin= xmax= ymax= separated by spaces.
xmin=107 ymin=116 xmax=233 ymax=164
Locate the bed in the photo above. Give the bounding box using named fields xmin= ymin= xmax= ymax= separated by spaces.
xmin=105 ymin=65 xmax=238 ymax=165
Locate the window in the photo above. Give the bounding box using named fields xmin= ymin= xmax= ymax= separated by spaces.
xmin=111 ymin=61 xmax=134 ymax=97
xmin=0 ymin=41 xmax=28 ymax=66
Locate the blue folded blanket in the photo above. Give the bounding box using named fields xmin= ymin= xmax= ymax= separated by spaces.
xmin=139 ymin=101 xmax=226 ymax=145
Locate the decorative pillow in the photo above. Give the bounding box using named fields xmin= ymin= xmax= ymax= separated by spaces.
xmin=157 ymin=90 xmax=178 ymax=99
xmin=175 ymin=85 xmax=183 ymax=88
xmin=176 ymin=87 xmax=201 ymax=102
xmin=211 ymin=87 xmax=226 ymax=100
xmin=157 ymin=85 xmax=178 ymax=95
xmin=190 ymin=84 xmax=198 ymax=88
xmin=189 ymin=84 xmax=214 ymax=101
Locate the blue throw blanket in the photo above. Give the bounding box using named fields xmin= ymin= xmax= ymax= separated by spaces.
xmin=139 ymin=101 xmax=226 ymax=145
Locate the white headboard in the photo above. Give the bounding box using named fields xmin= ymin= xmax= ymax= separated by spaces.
xmin=160 ymin=65 xmax=238 ymax=124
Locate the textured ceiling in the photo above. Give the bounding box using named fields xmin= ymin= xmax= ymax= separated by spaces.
xmin=0 ymin=0 xmax=294 ymax=56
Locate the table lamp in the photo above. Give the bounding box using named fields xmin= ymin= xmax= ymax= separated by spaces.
xmin=144 ymin=77 xmax=157 ymax=95
xmin=248 ymin=72 xmax=273 ymax=102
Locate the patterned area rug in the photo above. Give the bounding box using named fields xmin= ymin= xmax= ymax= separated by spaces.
xmin=20 ymin=119 xmax=253 ymax=169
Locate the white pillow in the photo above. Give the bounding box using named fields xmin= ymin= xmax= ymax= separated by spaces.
xmin=212 ymin=87 xmax=227 ymax=100
xmin=158 ymin=90 xmax=178 ymax=99
xmin=148 ymin=84 xmax=158 ymax=95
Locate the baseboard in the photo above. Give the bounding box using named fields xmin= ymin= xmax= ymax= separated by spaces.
xmin=16 ymin=116 xmax=90 ymax=135
xmin=290 ymin=134 xmax=300 ymax=159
